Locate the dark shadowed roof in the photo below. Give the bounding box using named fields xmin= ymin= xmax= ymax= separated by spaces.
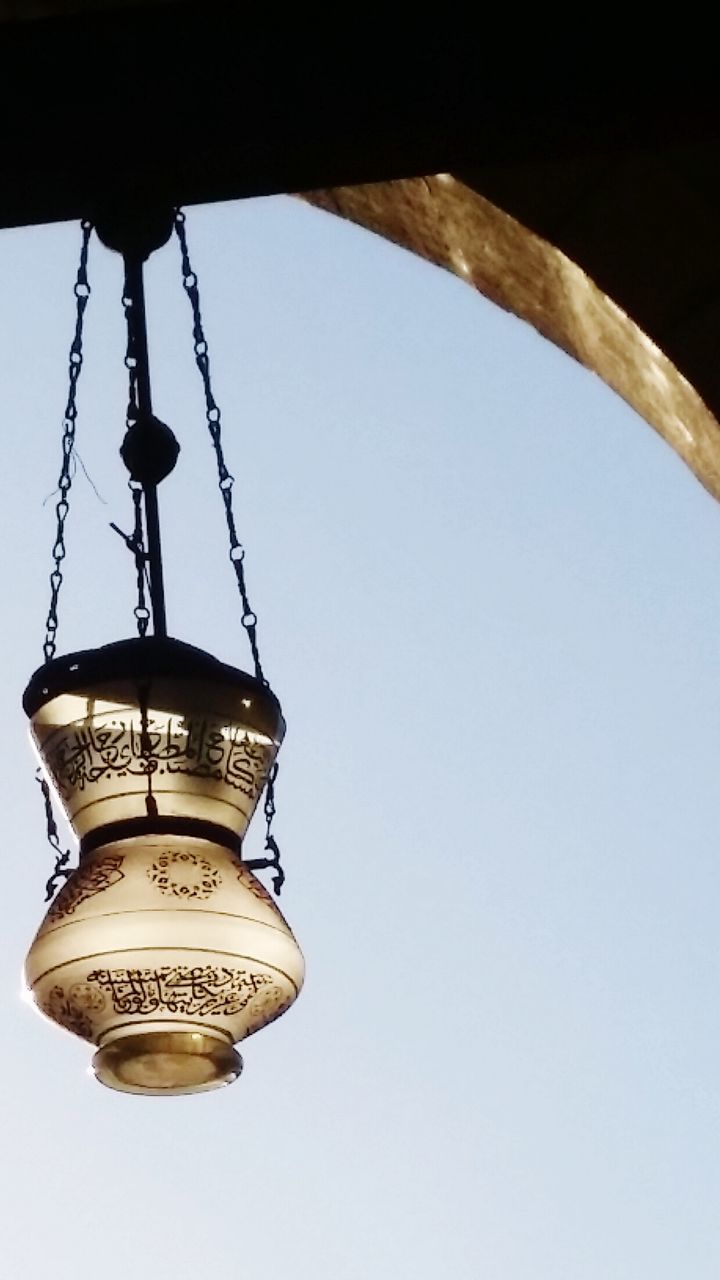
xmin=2 ymin=7 xmax=720 ymax=494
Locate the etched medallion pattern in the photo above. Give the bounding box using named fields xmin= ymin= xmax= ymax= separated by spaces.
xmin=46 ymin=714 xmax=272 ymax=801
xmin=47 ymin=853 xmax=125 ymax=922
xmin=148 ymin=850 xmax=221 ymax=900
xmin=39 ymin=982 xmax=107 ymax=1040
xmin=86 ymin=965 xmax=273 ymax=1018
xmin=244 ymin=984 xmax=292 ymax=1036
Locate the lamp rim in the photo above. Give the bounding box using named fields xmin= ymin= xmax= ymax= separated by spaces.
xmin=23 ymin=634 xmax=284 ymax=734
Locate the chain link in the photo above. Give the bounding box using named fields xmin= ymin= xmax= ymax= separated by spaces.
xmin=130 ymin=483 xmax=150 ymax=635
xmin=174 ymin=210 xmax=265 ymax=684
xmin=174 ymin=210 xmax=287 ymax=891
xmin=121 ymin=279 xmax=152 ymax=636
xmin=36 ymin=769 xmax=73 ymax=902
xmin=262 ymin=763 xmax=284 ymax=894
xmin=138 ymin=682 xmax=159 ymax=816
xmin=244 ymin=762 xmax=285 ymax=894
xmin=43 ymin=220 xmax=93 ymax=662
xmin=122 ymin=279 xmax=139 ymax=428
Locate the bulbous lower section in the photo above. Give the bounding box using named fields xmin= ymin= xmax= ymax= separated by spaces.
xmin=24 ymin=836 xmax=304 ymax=1095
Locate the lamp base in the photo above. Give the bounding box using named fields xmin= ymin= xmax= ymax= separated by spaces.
xmin=92 ymin=1030 xmax=242 ymax=1096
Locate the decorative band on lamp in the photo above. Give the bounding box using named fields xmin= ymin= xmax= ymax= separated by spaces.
xmin=23 ymin=636 xmax=304 ymax=1096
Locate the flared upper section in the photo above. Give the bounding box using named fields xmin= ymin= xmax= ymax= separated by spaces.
xmin=24 ymin=636 xmax=283 ymax=727
xmin=24 ymin=637 xmax=285 ymax=843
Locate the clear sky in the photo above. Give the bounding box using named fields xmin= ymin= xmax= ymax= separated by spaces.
xmin=1 ymin=192 xmax=719 ymax=1279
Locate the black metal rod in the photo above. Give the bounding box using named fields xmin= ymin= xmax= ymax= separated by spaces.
xmin=143 ymin=483 xmax=166 ymax=636
xmin=124 ymin=254 xmax=168 ymax=638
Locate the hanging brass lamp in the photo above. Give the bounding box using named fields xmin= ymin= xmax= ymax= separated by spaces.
xmin=23 ymin=211 xmax=304 ymax=1094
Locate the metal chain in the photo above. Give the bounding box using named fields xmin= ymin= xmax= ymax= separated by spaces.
xmin=122 ymin=278 xmax=139 ymax=428
xmin=36 ymin=770 xmax=73 ymax=902
xmin=173 ymin=209 xmax=265 ymax=684
xmin=174 ymin=210 xmax=286 ymax=892
xmin=130 ymin=483 xmax=150 ymax=636
xmin=245 ymin=762 xmax=285 ymax=895
xmin=122 ymin=282 xmax=151 ymax=636
xmin=43 ymin=220 xmax=93 ymax=662
xmin=262 ymin=763 xmax=285 ymax=895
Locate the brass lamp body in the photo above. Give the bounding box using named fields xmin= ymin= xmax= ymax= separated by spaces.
xmin=23 ymin=637 xmax=304 ymax=1096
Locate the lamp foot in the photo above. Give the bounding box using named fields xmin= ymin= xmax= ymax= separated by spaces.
xmin=92 ymin=1030 xmax=242 ymax=1096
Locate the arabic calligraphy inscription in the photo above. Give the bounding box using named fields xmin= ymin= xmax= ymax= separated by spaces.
xmin=86 ymin=965 xmax=274 ymax=1018
xmin=47 ymin=853 xmax=125 ymax=922
xmin=46 ymin=714 xmax=271 ymax=801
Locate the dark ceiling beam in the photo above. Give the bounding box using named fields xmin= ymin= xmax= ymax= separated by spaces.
xmin=4 ymin=5 xmax=720 ymax=453
xmin=0 ymin=5 xmax=718 ymax=229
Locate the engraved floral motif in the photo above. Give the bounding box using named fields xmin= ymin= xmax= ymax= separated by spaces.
xmin=244 ymin=984 xmax=292 ymax=1036
xmin=87 ymin=965 xmax=273 ymax=1018
xmin=147 ymin=850 xmax=221 ymax=900
xmin=237 ymin=864 xmax=274 ymax=904
xmin=235 ymin=862 xmax=290 ymax=926
xmin=47 ymin=853 xmax=125 ymax=922
xmin=38 ymin=982 xmax=105 ymax=1040
xmin=69 ymin=982 xmax=107 ymax=1013
xmin=46 ymin=714 xmax=272 ymax=800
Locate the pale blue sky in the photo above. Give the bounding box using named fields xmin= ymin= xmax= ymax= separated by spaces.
xmin=1 ymin=194 xmax=720 ymax=1279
